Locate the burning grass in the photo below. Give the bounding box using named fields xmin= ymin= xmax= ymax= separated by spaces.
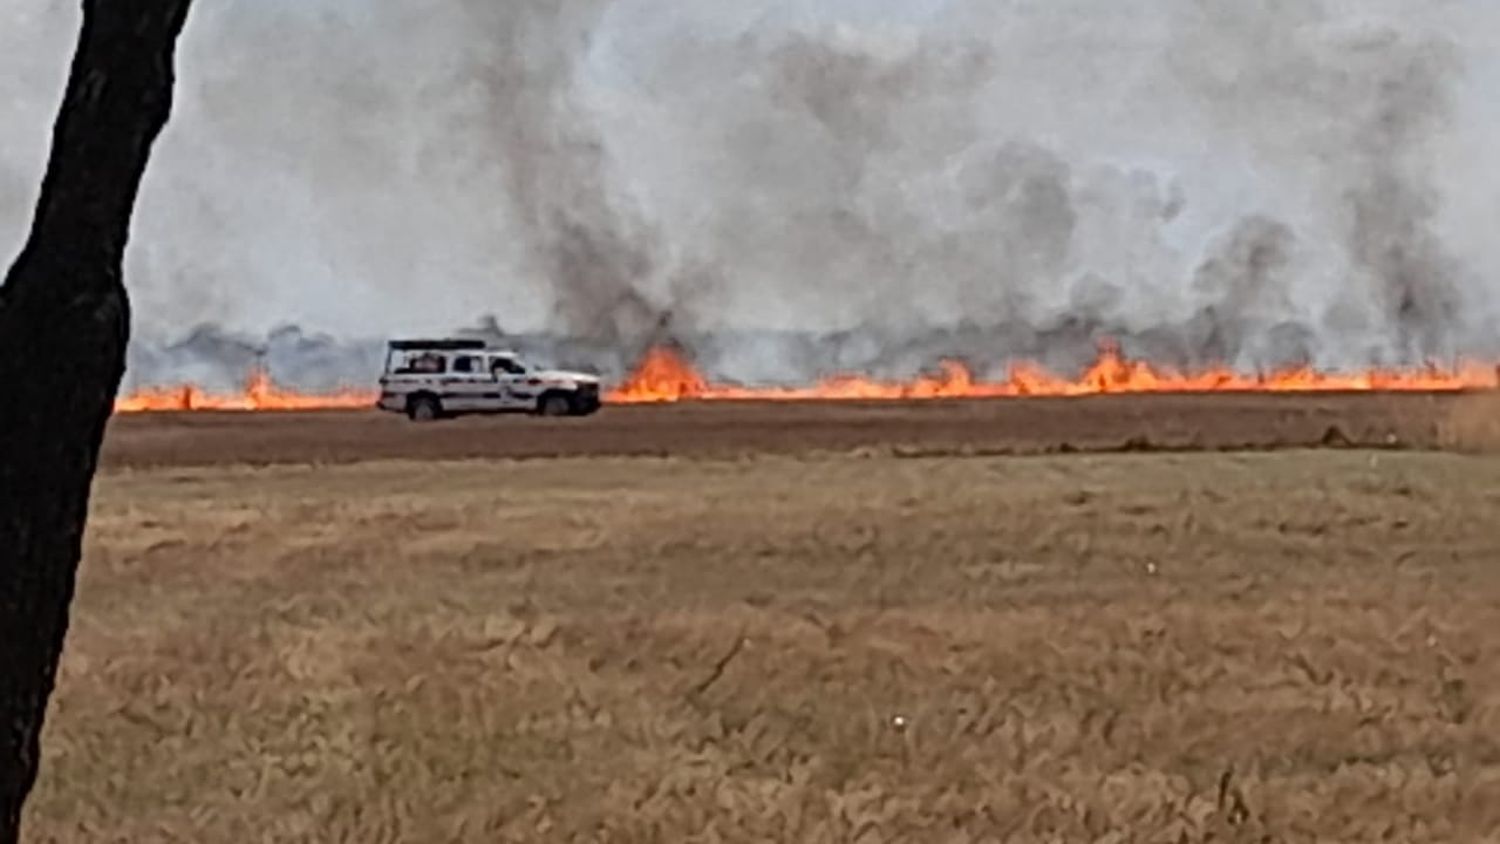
xmin=609 ymin=344 xmax=1500 ymax=404
xmin=26 ymin=449 xmax=1500 ymax=840
xmin=112 ymin=343 xmax=1500 ymax=413
xmin=114 ymin=369 xmax=376 ymax=412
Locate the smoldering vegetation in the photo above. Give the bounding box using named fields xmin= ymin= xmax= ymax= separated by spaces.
xmin=123 ymin=320 xmax=624 ymax=394
xmin=6 ymin=1 xmax=1500 ymax=390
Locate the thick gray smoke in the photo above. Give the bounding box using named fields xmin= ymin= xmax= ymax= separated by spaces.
xmin=1166 ymin=1 xmax=1476 ymax=367
xmin=451 ymin=0 xmax=704 ymax=355
xmin=3 ymin=0 xmax=1499 ymax=390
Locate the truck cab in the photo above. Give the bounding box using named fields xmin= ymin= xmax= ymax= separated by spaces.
xmin=377 ymin=339 xmax=602 ymax=421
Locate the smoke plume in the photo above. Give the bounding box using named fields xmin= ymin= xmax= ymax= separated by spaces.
xmin=3 ymin=0 xmax=1498 ymax=390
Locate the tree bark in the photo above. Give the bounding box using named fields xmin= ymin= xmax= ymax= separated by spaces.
xmin=0 ymin=1 xmax=193 ymax=839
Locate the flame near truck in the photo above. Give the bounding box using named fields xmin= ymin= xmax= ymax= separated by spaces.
xmin=377 ymin=339 xmax=603 ymax=421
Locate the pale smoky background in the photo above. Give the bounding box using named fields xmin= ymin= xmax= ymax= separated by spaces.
xmin=2 ymin=0 xmax=1497 ymax=392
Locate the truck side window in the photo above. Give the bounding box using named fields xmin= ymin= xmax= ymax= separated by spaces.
xmin=491 ymin=357 xmax=526 ymax=375
xmin=399 ymin=353 xmax=439 ymax=374
xmin=453 ymin=356 xmax=481 ymax=374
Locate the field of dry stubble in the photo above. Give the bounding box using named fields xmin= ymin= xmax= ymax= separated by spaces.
xmin=23 ymin=410 xmax=1500 ymax=842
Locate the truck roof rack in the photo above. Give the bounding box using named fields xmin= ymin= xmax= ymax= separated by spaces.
xmin=388 ymin=338 xmax=488 ymax=351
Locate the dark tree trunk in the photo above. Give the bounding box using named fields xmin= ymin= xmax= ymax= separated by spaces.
xmin=0 ymin=1 xmax=193 ymax=839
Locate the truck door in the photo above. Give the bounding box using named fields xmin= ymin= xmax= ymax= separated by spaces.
xmin=489 ymin=356 xmax=536 ymax=409
xmin=443 ymin=354 xmax=498 ymax=411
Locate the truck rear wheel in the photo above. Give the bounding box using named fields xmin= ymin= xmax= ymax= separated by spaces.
xmin=408 ymin=395 xmax=442 ymax=422
xmin=538 ymin=393 xmax=573 ymax=417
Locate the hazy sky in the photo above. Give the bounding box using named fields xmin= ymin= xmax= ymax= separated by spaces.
xmin=2 ymin=1 xmax=1498 ymax=367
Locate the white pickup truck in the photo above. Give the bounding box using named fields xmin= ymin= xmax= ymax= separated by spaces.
xmin=377 ymin=339 xmax=603 ymax=421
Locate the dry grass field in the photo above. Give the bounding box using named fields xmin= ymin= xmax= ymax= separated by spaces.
xmin=22 ymin=398 xmax=1500 ymax=841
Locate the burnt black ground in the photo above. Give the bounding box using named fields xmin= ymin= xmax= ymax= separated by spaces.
xmin=99 ymin=392 xmax=1467 ymax=469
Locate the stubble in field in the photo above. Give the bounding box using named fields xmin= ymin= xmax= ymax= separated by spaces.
xmin=1441 ymin=392 xmax=1500 ymax=453
xmin=26 ymin=450 xmax=1500 ymax=841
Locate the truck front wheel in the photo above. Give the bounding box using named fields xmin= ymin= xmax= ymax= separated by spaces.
xmin=537 ymin=392 xmax=573 ymax=417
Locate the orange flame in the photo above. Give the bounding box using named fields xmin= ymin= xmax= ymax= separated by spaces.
xmin=114 ymin=369 xmax=377 ymax=413
xmin=604 ymin=343 xmax=1500 ymax=404
xmin=113 ymin=344 xmax=1500 ymax=414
